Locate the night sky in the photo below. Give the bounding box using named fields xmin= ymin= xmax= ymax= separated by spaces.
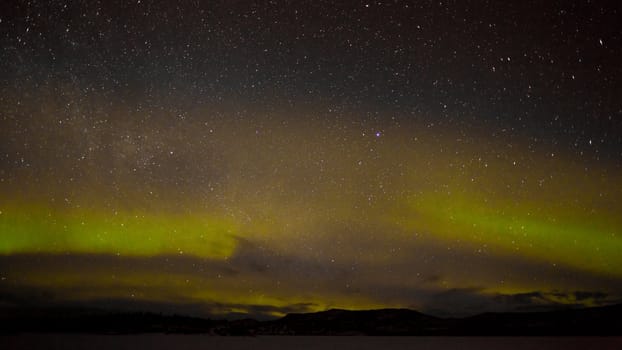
xmin=1 ymin=0 xmax=622 ymax=318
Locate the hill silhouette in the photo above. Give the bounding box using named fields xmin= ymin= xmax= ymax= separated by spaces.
xmin=2 ymin=304 xmax=621 ymax=335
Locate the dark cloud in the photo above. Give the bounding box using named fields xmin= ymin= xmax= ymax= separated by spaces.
xmin=492 ymin=290 xmax=613 ymax=312
xmin=574 ymin=291 xmax=608 ymax=302
xmin=0 ymin=285 xmax=318 ymax=320
xmin=422 ymin=289 xmax=615 ymax=317
xmin=3 ymin=232 xmax=622 ymax=318
xmin=0 ymin=253 xmax=240 ymax=278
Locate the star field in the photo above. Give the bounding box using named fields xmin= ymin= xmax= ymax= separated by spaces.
xmin=1 ymin=0 xmax=621 ymax=318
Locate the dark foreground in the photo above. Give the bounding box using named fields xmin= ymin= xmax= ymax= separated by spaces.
xmin=2 ymin=304 xmax=622 ymax=336
xmin=2 ymin=335 xmax=622 ymax=350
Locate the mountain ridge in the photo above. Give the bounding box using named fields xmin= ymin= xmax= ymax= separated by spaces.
xmin=2 ymin=303 xmax=621 ymax=335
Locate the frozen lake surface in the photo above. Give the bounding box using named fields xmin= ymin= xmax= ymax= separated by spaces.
xmin=2 ymin=335 xmax=621 ymax=350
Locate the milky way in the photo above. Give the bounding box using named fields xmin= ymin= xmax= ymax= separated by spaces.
xmin=1 ymin=0 xmax=621 ymax=318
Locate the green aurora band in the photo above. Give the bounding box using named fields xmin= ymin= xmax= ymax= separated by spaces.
xmin=1 ymin=115 xmax=621 ymax=316
xmin=0 ymin=205 xmax=238 ymax=259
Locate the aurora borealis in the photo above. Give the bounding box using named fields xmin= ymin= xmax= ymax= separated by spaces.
xmin=1 ymin=1 xmax=622 ymax=319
